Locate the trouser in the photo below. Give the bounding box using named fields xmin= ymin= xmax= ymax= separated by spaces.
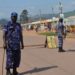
xmin=6 ymin=49 xmax=21 ymax=69
xmin=58 ymin=36 xmax=63 ymax=51
xmin=58 ymin=36 xmax=63 ymax=47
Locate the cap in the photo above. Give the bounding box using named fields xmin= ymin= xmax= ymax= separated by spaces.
xmin=11 ymin=12 xmax=18 ymax=17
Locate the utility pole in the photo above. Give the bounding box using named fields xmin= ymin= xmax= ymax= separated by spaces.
xmin=39 ymin=9 xmax=42 ymax=21
xmin=52 ymin=7 xmax=54 ymax=17
xmin=59 ymin=1 xmax=64 ymax=18
xmin=59 ymin=1 xmax=63 ymax=14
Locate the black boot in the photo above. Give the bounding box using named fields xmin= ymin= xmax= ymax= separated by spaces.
xmin=6 ymin=68 xmax=11 ymax=75
xmin=59 ymin=47 xmax=61 ymax=52
xmin=13 ymin=68 xmax=18 ymax=75
xmin=59 ymin=47 xmax=65 ymax=52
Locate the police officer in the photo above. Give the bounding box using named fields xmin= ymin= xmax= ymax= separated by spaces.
xmin=56 ymin=18 xmax=66 ymax=52
xmin=3 ymin=12 xmax=24 ymax=75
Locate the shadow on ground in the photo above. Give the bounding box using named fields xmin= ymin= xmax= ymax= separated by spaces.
xmin=67 ymin=49 xmax=75 ymax=52
xmin=19 ymin=65 xmax=58 ymax=75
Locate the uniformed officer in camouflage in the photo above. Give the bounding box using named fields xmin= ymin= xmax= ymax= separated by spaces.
xmin=3 ymin=12 xmax=24 ymax=75
xmin=56 ymin=18 xmax=66 ymax=52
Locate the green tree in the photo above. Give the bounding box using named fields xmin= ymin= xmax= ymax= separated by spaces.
xmin=20 ymin=9 xmax=29 ymax=24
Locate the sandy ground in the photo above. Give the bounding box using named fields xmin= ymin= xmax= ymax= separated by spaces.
xmin=0 ymin=30 xmax=75 ymax=75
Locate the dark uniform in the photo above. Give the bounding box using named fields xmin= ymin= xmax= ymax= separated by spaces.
xmin=4 ymin=21 xmax=21 ymax=69
xmin=3 ymin=12 xmax=24 ymax=75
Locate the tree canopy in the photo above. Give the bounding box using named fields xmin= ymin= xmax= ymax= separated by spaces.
xmin=20 ymin=9 xmax=29 ymax=24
